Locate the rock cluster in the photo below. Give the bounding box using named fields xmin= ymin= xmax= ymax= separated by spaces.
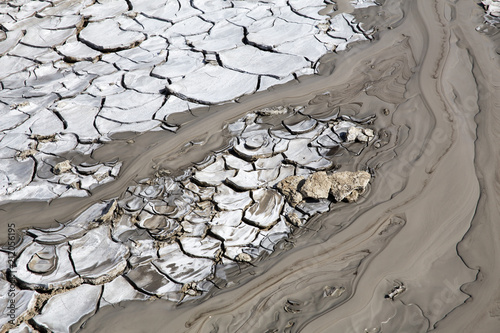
xmin=1 ymin=105 xmax=374 ymax=332
xmin=278 ymin=170 xmax=371 ymax=206
xmin=0 ymin=0 xmax=377 ymax=203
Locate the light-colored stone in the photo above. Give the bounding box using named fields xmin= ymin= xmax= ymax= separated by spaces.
xmin=79 ymin=19 xmax=146 ymax=52
xmin=53 ymin=160 xmax=72 ymax=175
xmin=277 ymin=175 xmax=305 ymax=206
xmin=219 ymin=45 xmax=309 ymax=79
xmin=69 ymin=225 xmax=129 ymax=284
xmin=166 ymin=65 xmax=258 ymax=104
xmin=300 ymin=171 xmax=331 ymax=199
xmin=329 ymin=171 xmax=371 ymax=202
xmin=243 ymin=189 xmax=284 ymax=229
xmin=213 ymin=184 xmax=252 ymax=211
xmin=33 ymin=284 xmax=101 ymax=333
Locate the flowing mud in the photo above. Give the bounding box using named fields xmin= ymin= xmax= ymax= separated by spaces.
xmin=2 ymin=0 xmax=500 ymax=332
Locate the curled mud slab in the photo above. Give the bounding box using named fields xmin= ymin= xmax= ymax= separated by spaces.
xmin=1 ymin=0 xmax=500 ymax=332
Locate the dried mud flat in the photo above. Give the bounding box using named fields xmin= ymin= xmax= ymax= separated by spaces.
xmin=1 ymin=0 xmax=500 ymax=332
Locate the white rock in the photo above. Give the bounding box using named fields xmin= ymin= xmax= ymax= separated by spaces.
xmin=202 ymin=7 xmax=247 ymax=22
xmin=211 ymin=222 xmax=259 ymax=247
xmin=125 ymin=262 xmax=181 ymax=298
xmin=85 ymin=71 xmax=124 ymax=96
xmin=37 ymin=14 xmax=83 ymax=30
xmin=100 ymin=96 xmax=164 ymax=123
xmin=0 ymin=158 xmax=35 ymax=196
xmin=38 ymin=133 xmax=78 ymax=155
xmin=155 ymin=243 xmax=214 ymax=284
xmin=351 ymin=0 xmax=379 ymax=9
xmin=69 ymin=225 xmax=129 ymax=284
xmin=179 ymin=237 xmax=222 ymax=259
xmin=154 ymin=95 xmax=201 ymax=122
xmin=276 ymin=35 xmax=328 ymax=63
xmin=233 ymin=136 xmax=287 ymax=161
xmin=149 ymin=1 xmax=202 ymax=23
xmin=210 ymin=210 xmax=243 ymax=228
xmin=79 ymin=19 xmax=146 ymax=52
xmin=213 ymin=184 xmax=252 ymax=210
xmin=283 ymin=118 xmax=318 ymax=134
xmin=328 ymin=14 xmax=356 ymax=40
xmin=56 ymin=41 xmax=101 ymax=62
xmin=134 ymin=15 xmax=172 ymax=36
xmin=33 ymin=284 xmax=101 ymax=333
xmin=117 ymin=46 xmax=161 ymax=66
xmin=247 ymin=5 xmax=272 ymax=20
xmin=0 ymin=30 xmax=24 ymax=56
xmin=284 ymin=139 xmax=333 ymax=170
xmin=247 ymin=18 xmax=313 ymax=47
xmin=272 ymin=164 xmax=296 ymax=186
xmin=21 ymin=28 xmax=76 ymax=48
xmin=180 ymin=220 xmax=208 ymax=237
xmin=80 ymin=0 xmax=128 ymax=21
xmin=223 ymin=246 xmax=253 ymax=261
xmin=13 ymin=243 xmax=81 ymax=291
xmin=244 ymin=189 xmax=284 ymax=229
xmin=258 ymin=75 xmax=296 ymax=91
xmin=0 ymin=279 xmax=37 ymax=329
xmin=254 ymin=154 xmax=283 ymax=169
xmin=192 ymin=0 xmax=232 ymax=13
xmin=166 ymin=65 xmax=258 ymax=104
xmin=192 ymin=20 xmax=244 ymax=52
xmin=219 ymin=45 xmax=309 ymax=78
xmin=194 ymin=156 xmax=236 ymax=186
xmin=0 ymin=55 xmax=35 ymax=80
xmin=227 ymin=11 xmax=256 ymax=27
xmin=484 ymin=0 xmax=500 ymax=16
xmin=152 ymin=49 xmax=204 ymax=79
xmin=95 ymin=117 xmax=161 ymax=137
xmin=124 ymin=69 xmax=168 ymax=94
xmin=101 ymin=276 xmax=149 ymax=307
xmin=226 ymin=169 xmax=280 ymax=190
xmin=37 ymin=0 xmax=93 ymax=16
xmin=163 ymin=16 xmax=213 ymax=38
xmin=259 ymin=216 xmax=290 ymax=251
xmin=223 ymin=153 xmax=253 ymax=171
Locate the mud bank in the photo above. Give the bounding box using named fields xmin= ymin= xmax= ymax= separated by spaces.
xmin=2 ymin=0 xmax=500 ymax=332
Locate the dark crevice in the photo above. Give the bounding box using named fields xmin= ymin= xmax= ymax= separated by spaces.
xmin=141 ymin=13 xmax=174 ymax=24
xmin=241 ymin=26 xmax=278 ymax=53
xmin=256 ymin=75 xmax=262 ymax=91
xmin=150 ymin=261 xmax=184 ymax=286
xmin=162 ymin=87 xmax=211 ymax=105
xmin=28 ymin=319 xmax=50 ymax=333
xmin=93 ymin=97 xmax=105 ymax=136
xmin=125 ymin=0 xmax=133 ymax=11
xmin=52 ymin=109 xmax=68 ymax=129
xmin=122 ymin=274 xmax=159 ymax=297
xmin=66 ymin=242 xmax=82 ymax=279
xmin=286 ymin=0 xmax=321 ymax=21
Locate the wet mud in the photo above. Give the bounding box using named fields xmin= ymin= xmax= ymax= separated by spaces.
xmin=2 ymin=0 xmax=500 ymax=331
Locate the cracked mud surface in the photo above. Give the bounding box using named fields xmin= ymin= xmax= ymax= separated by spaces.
xmin=0 ymin=0 xmax=375 ymax=203
xmin=2 ymin=0 xmax=500 ymax=332
xmin=2 ymin=105 xmax=376 ymax=332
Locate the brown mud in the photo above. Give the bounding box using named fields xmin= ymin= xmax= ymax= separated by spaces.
xmin=3 ymin=0 xmax=500 ymax=331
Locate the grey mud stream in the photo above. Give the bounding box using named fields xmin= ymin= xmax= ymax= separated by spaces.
xmin=2 ymin=0 xmax=500 ymax=332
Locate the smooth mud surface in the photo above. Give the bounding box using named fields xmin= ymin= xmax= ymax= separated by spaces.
xmin=2 ymin=0 xmax=500 ymax=332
